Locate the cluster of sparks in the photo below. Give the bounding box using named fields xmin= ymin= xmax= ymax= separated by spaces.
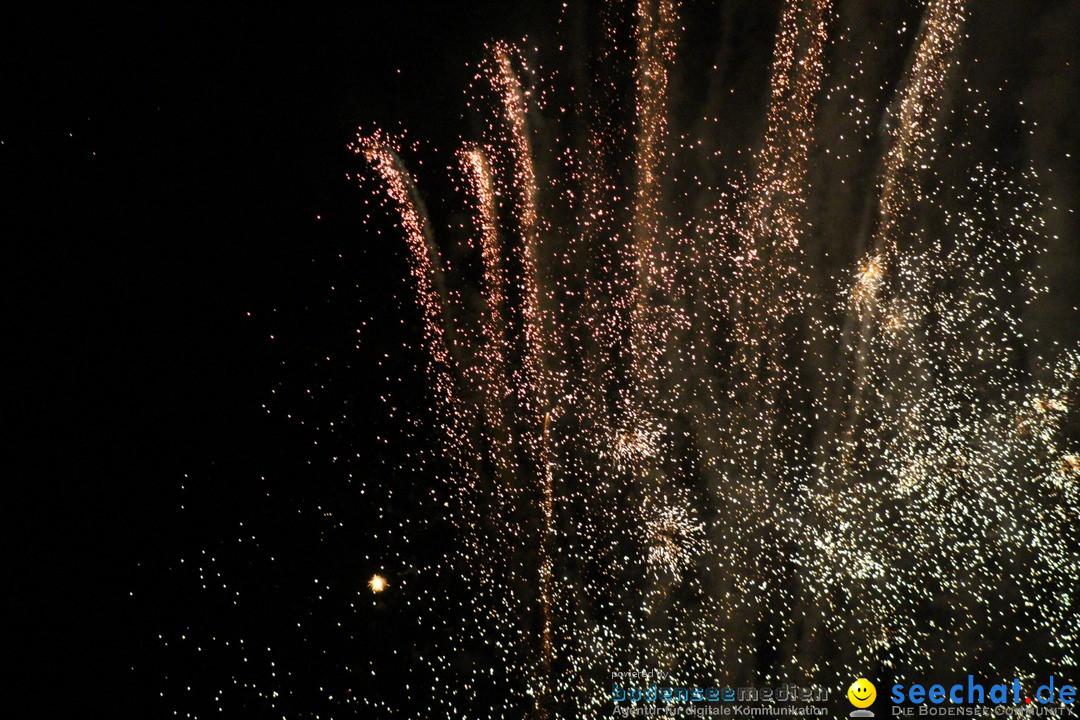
xmin=157 ymin=1 xmax=1078 ymax=718
xmin=348 ymin=0 xmax=1079 ymax=717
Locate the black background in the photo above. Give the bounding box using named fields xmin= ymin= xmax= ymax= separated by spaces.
xmin=6 ymin=3 xmax=559 ymax=715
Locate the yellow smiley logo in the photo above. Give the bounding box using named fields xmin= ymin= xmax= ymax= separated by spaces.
xmin=848 ymin=678 xmax=876 ymax=708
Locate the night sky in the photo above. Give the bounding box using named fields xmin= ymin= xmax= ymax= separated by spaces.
xmin=9 ymin=3 xmax=555 ymax=715
xmin=8 ymin=1 xmax=1080 ymax=717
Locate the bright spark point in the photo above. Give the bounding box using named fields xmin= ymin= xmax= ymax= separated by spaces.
xmin=368 ymin=574 xmax=387 ymax=593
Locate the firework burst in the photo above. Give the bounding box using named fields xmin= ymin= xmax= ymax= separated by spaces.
xmin=352 ymin=1 xmax=1079 ymax=717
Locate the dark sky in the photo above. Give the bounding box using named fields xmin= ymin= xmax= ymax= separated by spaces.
xmin=6 ymin=3 xmax=560 ymax=716
xmin=7 ymin=1 xmax=1079 ymax=717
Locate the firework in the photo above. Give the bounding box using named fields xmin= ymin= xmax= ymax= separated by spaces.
xmin=350 ymin=0 xmax=1079 ymax=717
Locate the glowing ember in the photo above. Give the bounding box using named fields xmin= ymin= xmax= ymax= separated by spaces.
xmin=367 ymin=574 xmax=387 ymax=593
